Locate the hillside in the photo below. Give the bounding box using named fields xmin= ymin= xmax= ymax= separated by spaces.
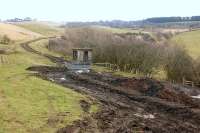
xmin=0 ymin=23 xmax=42 ymax=41
xmin=172 ymin=30 xmax=200 ymax=59
xmin=16 ymin=22 xmax=64 ymax=36
xmin=0 ymin=38 xmax=97 ymax=132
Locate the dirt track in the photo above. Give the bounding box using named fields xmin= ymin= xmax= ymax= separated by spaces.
xmin=21 ymin=37 xmax=65 ymax=64
xmin=22 ymin=39 xmax=200 ymax=133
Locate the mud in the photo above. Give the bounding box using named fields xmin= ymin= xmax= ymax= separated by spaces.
xmin=80 ymin=100 xmax=91 ymax=113
xmin=27 ymin=66 xmax=200 ymax=133
xmin=22 ymin=39 xmax=200 ymax=133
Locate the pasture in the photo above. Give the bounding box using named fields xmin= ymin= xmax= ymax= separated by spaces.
xmin=172 ymin=30 xmax=200 ymax=59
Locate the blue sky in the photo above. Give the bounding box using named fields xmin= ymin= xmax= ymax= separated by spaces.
xmin=1 ymin=0 xmax=199 ymax=22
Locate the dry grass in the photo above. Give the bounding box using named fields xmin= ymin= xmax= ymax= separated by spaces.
xmin=16 ymin=22 xmax=64 ymax=36
xmin=0 ymin=23 xmax=42 ymax=41
xmin=172 ymin=30 xmax=200 ymax=59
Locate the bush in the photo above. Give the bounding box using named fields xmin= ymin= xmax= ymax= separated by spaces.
xmin=164 ymin=45 xmax=194 ymax=82
xmin=93 ymin=41 xmax=163 ymax=76
xmin=48 ymin=27 xmax=199 ymax=82
xmin=1 ymin=35 xmax=11 ymax=44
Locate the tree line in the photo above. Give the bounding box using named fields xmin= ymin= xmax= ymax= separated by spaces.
xmin=146 ymin=16 xmax=200 ymax=23
xmin=64 ymin=16 xmax=200 ymax=28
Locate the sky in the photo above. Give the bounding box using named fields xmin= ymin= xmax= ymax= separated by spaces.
xmin=0 ymin=0 xmax=199 ymax=22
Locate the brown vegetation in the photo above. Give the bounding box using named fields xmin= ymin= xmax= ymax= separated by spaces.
xmin=48 ymin=27 xmax=200 ymax=83
xmin=0 ymin=35 xmax=11 ymax=44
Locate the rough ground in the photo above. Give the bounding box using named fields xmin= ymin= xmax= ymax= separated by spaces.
xmin=23 ymin=39 xmax=200 ymax=133
xmin=26 ymin=66 xmax=200 ymax=133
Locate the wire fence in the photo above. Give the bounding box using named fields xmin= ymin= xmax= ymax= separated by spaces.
xmin=182 ymin=77 xmax=200 ymax=88
xmin=94 ymin=63 xmax=119 ymax=71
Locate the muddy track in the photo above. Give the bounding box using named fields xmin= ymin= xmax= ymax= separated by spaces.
xmin=22 ymin=39 xmax=200 ymax=133
xmin=27 ymin=66 xmax=200 ymax=133
xmin=20 ymin=37 xmax=65 ymax=64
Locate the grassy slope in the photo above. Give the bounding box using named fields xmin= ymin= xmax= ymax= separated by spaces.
xmin=16 ymin=22 xmax=64 ymax=36
xmin=0 ymin=23 xmax=42 ymax=41
xmin=0 ymin=40 xmax=97 ymax=133
xmin=29 ymin=39 xmax=62 ymax=57
xmin=172 ymin=30 xmax=200 ymax=59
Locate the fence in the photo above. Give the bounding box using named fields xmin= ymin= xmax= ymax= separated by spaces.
xmin=95 ymin=63 xmax=200 ymax=88
xmin=182 ymin=77 xmax=200 ymax=88
xmin=94 ymin=63 xmax=119 ymax=71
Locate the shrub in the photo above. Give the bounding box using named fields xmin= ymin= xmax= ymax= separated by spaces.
xmin=164 ymin=45 xmax=194 ymax=82
xmin=1 ymin=35 xmax=11 ymax=44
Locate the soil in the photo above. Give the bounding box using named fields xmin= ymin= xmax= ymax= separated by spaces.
xmin=22 ymin=39 xmax=200 ymax=133
xmin=28 ymin=66 xmax=200 ymax=133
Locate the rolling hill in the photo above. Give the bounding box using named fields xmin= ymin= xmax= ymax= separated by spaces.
xmin=0 ymin=23 xmax=97 ymax=132
xmin=16 ymin=22 xmax=64 ymax=36
xmin=0 ymin=23 xmax=42 ymax=41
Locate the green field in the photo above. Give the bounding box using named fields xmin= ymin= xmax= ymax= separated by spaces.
xmin=0 ymin=40 xmax=98 ymax=133
xmin=16 ymin=22 xmax=64 ymax=36
xmin=172 ymin=30 xmax=200 ymax=59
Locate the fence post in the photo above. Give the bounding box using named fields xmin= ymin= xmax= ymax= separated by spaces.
xmin=182 ymin=77 xmax=185 ymax=85
xmin=192 ymin=82 xmax=194 ymax=87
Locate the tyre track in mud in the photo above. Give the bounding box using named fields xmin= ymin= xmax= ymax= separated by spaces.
xmin=20 ymin=37 xmax=65 ymax=65
xmin=28 ymin=66 xmax=200 ymax=133
xmin=22 ymin=38 xmax=200 ymax=133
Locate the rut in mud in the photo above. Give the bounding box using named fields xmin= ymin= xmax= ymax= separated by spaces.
xmin=22 ymin=39 xmax=200 ymax=133
xmin=27 ymin=66 xmax=200 ymax=133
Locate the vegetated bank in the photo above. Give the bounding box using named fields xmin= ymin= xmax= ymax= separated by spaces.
xmin=47 ymin=27 xmax=200 ymax=84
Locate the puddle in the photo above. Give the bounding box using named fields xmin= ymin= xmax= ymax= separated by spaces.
xmin=191 ymin=95 xmax=200 ymax=99
xmin=134 ymin=113 xmax=155 ymax=119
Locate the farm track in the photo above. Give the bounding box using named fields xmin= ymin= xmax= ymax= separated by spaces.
xmin=20 ymin=37 xmax=65 ymax=64
xmin=22 ymin=38 xmax=200 ymax=133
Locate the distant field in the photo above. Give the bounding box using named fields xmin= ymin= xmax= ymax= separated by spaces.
xmin=93 ymin=25 xmax=148 ymax=34
xmin=0 ymin=23 xmax=41 ymax=41
xmin=16 ymin=22 xmax=64 ymax=36
xmin=172 ymin=30 xmax=200 ymax=59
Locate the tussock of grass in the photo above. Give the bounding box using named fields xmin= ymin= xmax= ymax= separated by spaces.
xmin=0 ymin=23 xmax=41 ymax=41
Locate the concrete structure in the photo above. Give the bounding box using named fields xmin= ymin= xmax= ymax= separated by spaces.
xmin=72 ymin=48 xmax=92 ymax=64
xmin=65 ymin=48 xmax=92 ymax=71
